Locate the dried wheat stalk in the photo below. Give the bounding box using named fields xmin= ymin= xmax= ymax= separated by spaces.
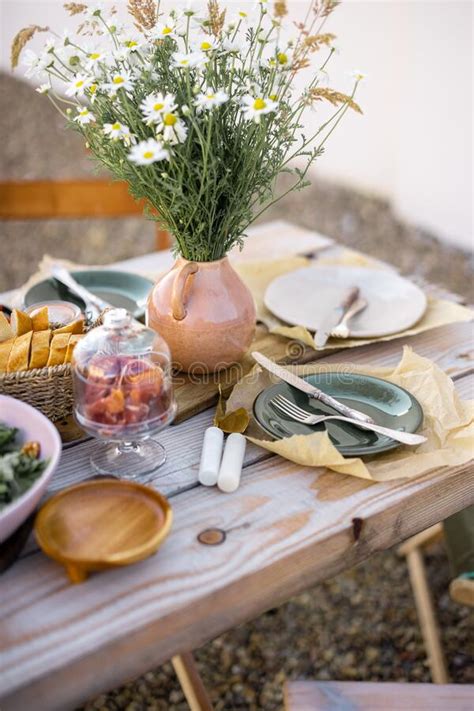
xmin=11 ymin=25 xmax=49 ymax=68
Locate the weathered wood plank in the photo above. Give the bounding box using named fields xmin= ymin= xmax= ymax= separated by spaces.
xmin=283 ymin=681 xmax=474 ymax=711
xmin=1 ymin=452 xmax=472 ymax=710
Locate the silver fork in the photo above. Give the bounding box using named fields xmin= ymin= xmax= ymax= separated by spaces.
xmin=271 ymin=394 xmax=426 ymax=446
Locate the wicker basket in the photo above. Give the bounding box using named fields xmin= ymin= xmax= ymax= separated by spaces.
xmin=0 ymin=363 xmax=74 ymax=422
xmin=0 ymin=313 xmax=106 ymax=422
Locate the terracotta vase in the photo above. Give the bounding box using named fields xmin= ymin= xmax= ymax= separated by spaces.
xmin=146 ymin=257 xmax=256 ymax=373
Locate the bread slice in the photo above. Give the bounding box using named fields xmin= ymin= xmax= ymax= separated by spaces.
xmin=0 ymin=338 xmax=14 ymax=373
xmin=46 ymin=333 xmax=70 ymax=367
xmin=7 ymin=332 xmax=33 ymax=372
xmin=0 ymin=312 xmax=13 ymax=343
xmin=10 ymin=309 xmax=33 ymax=337
xmin=30 ymin=329 xmax=52 ymax=370
xmin=53 ymin=318 xmax=84 ymax=336
xmin=31 ymin=306 xmax=49 ymax=331
xmin=65 ymin=334 xmax=82 ymax=364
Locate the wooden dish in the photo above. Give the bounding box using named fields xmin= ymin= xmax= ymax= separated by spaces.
xmin=35 ymin=479 xmax=172 ymax=583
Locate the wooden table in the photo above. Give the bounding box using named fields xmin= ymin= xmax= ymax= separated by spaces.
xmin=1 ymin=222 xmax=473 ymax=710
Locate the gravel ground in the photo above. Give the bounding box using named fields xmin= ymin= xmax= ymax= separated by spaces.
xmin=1 ymin=71 xmax=473 ymax=709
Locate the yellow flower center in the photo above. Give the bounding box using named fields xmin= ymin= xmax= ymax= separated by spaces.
xmin=253 ymin=98 xmax=266 ymax=110
xmin=89 ymin=84 xmax=97 ymax=94
xmin=112 ymin=122 xmax=121 ymax=130
xmin=201 ymin=41 xmax=212 ymax=51
xmin=206 ymin=93 xmax=215 ymax=99
xmin=180 ymin=59 xmax=189 ymax=65
xmin=126 ymin=40 xmax=137 ymax=47
xmin=89 ymin=52 xmax=101 ymax=60
xmin=163 ymin=113 xmax=177 ymax=126
xmin=162 ymin=27 xmax=172 ymax=35
xmin=277 ymin=52 xmax=288 ymax=65
xmin=143 ymin=151 xmax=154 ymax=159
xmin=239 ymin=11 xmax=247 ymax=17
xmin=75 ymin=80 xmax=84 ymax=88
xmin=113 ymin=76 xmax=124 ymax=84
xmin=153 ymin=102 xmax=164 ymax=111
xmin=269 ymin=94 xmax=278 ymax=101
xmin=80 ymin=109 xmax=88 ymax=115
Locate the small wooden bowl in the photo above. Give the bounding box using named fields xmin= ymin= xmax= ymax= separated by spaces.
xmin=35 ymin=479 xmax=173 ymax=583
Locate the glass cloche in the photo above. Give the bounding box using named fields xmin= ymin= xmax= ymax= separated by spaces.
xmin=73 ymin=308 xmax=176 ymax=482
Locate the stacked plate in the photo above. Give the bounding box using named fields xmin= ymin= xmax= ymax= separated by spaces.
xmin=264 ymin=265 xmax=427 ymax=339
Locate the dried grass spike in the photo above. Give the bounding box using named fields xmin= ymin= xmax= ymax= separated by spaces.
xmin=11 ymin=25 xmax=49 ymax=69
xmin=309 ymin=87 xmax=362 ymax=113
xmin=304 ymin=33 xmax=336 ymax=51
xmin=274 ymin=1 xmax=287 ymax=18
xmin=63 ymin=2 xmax=88 ymax=15
xmin=128 ymin=0 xmax=158 ymax=31
xmin=207 ymin=0 xmax=226 ymax=38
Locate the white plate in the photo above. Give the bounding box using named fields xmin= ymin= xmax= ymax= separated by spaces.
xmin=264 ymin=266 xmax=427 ymax=338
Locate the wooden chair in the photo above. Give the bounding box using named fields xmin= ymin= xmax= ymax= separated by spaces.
xmin=0 ymin=179 xmax=171 ymax=250
xmin=284 ymin=681 xmax=474 ymax=710
xmin=398 ymin=509 xmax=474 ymax=684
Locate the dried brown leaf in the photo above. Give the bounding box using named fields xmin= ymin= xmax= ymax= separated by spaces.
xmin=274 ymin=1 xmax=287 ymax=19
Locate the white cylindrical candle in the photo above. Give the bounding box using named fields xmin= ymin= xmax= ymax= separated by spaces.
xmin=217 ymin=433 xmax=246 ymax=493
xmin=198 ymin=426 xmax=224 ymax=486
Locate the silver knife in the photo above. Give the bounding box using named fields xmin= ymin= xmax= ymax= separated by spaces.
xmin=314 ymin=286 xmax=360 ymax=349
xmin=51 ymin=264 xmax=111 ymax=319
xmin=252 ymin=351 xmax=374 ymax=424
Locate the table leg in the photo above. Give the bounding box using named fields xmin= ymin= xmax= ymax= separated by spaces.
xmin=172 ymin=652 xmax=214 ymax=711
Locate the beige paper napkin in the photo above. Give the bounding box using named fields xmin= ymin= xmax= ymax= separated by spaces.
xmin=222 ymin=347 xmax=474 ymax=482
xmin=234 ymin=254 xmax=473 ymax=350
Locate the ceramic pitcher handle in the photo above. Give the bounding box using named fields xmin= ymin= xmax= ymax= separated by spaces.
xmin=171 ymin=261 xmax=199 ymax=320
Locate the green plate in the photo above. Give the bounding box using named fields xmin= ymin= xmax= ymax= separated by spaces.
xmin=24 ymin=270 xmax=154 ymax=321
xmin=253 ymin=372 xmax=423 ymax=457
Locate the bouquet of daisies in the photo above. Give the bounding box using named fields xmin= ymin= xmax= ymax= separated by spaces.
xmin=12 ymin=0 xmax=362 ymax=262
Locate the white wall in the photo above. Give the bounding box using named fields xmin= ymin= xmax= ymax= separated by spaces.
xmin=1 ymin=0 xmax=472 ymax=249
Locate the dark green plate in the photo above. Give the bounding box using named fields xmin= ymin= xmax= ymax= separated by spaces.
xmin=253 ymin=372 xmax=423 ymax=457
xmin=24 ymin=270 xmax=154 ymax=321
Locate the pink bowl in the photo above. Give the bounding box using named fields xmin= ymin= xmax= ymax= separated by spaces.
xmin=0 ymin=395 xmax=62 ymax=543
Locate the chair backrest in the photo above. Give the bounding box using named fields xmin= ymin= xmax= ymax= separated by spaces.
xmin=0 ymin=179 xmax=171 ymax=250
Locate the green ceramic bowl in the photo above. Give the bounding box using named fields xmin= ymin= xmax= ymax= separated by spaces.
xmin=253 ymin=372 xmax=423 ymax=457
xmin=24 ymin=270 xmax=154 ymax=321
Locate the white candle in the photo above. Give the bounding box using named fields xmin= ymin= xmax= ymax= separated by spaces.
xmin=198 ymin=426 xmax=224 ymax=486
xmin=217 ymin=433 xmax=246 ymax=493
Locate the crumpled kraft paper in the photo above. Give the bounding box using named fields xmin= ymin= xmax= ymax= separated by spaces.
xmin=234 ymin=254 xmax=473 ymax=350
xmin=221 ymin=348 xmax=474 ymax=482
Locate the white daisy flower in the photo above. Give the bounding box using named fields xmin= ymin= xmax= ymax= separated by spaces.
xmin=140 ymin=92 xmax=176 ymax=125
xmin=221 ymin=37 xmax=245 ymax=54
xmin=128 ymin=138 xmax=169 ymax=165
xmin=21 ymin=49 xmax=50 ymax=78
xmin=35 ymin=83 xmax=50 ymax=95
xmin=103 ymin=121 xmax=135 ymax=145
xmin=241 ymin=94 xmax=278 ymax=123
xmin=101 ymin=70 xmax=134 ymax=96
xmin=194 ymin=88 xmax=229 ymax=112
xmin=118 ymin=32 xmax=144 ymax=52
xmin=74 ymin=107 xmax=96 ymax=125
xmin=152 ymin=19 xmax=177 ymax=40
xmin=156 ymin=112 xmax=188 ymax=145
xmin=65 ymin=74 xmax=93 ymax=97
xmin=350 ymin=68 xmax=367 ymax=82
xmin=172 ymin=51 xmax=207 ymax=69
xmin=194 ymin=36 xmax=219 ymax=53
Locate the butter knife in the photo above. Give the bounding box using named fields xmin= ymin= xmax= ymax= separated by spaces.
xmin=314 ymin=286 xmax=360 ymax=349
xmin=252 ymin=351 xmax=375 ymax=424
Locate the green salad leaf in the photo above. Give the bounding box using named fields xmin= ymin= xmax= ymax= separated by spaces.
xmin=0 ymin=423 xmax=47 ymax=510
